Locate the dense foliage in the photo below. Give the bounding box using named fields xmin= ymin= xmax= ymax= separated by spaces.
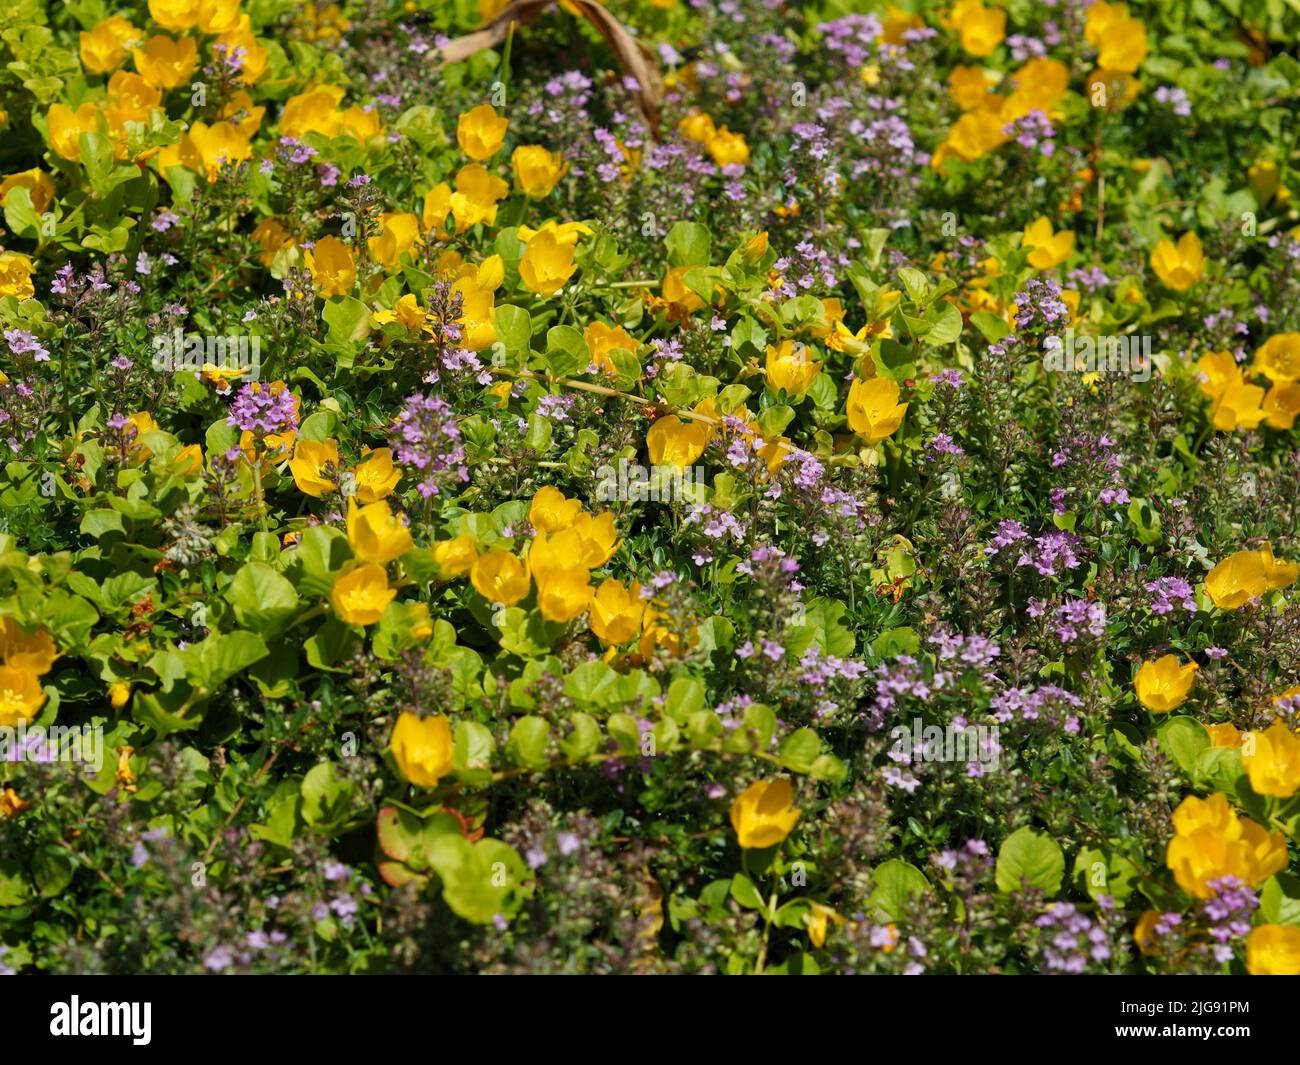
xmin=2 ymin=0 xmax=1300 ymax=975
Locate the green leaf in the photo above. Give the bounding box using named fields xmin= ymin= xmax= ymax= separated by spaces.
xmin=970 ymin=310 xmax=1011 ymax=343
xmin=777 ymin=728 xmax=821 ymax=773
xmin=184 ymin=630 xmax=269 ymax=690
xmin=565 ymin=660 xmax=619 ymax=705
xmin=1260 ymin=873 xmax=1300 ymax=926
xmin=426 ymin=835 xmax=530 ymax=924
xmin=1157 ymin=716 xmax=1209 ymax=777
xmin=494 ymin=304 xmax=532 ymax=355
xmin=300 ymin=761 xmax=360 ymax=832
xmin=730 ymin=873 xmax=766 ymax=911
xmin=666 ymin=220 xmax=712 ymax=267
xmin=323 ymin=296 xmax=372 ymax=345
xmin=545 ymin=324 xmax=589 ymax=377
xmin=869 ymin=859 xmax=929 ymax=921
xmin=787 ymin=597 xmax=855 ymax=657
xmin=506 ymin=716 xmax=551 ymax=768
xmin=453 ymin=720 xmax=496 ymax=785
xmin=996 ymin=826 xmax=1065 ymax=895
xmin=559 ymin=712 xmax=602 ymax=759
xmin=896 ymin=266 xmax=930 ymax=305
xmin=226 ymin=561 xmax=300 ymax=636
xmin=664 ymin=676 xmax=705 ymax=723
xmin=923 ymin=301 xmax=963 ymax=346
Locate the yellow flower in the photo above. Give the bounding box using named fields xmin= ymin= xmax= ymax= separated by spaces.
xmin=471 ymin=550 xmax=530 ymax=606
xmin=1171 ymin=791 xmax=1237 ymax=837
xmin=647 ymin=414 xmax=711 ymax=470
xmin=346 ymin=497 xmax=413 ymax=564
xmin=305 ymin=235 xmax=356 ymax=297
xmin=331 ymin=563 xmax=396 ymax=625
xmin=531 ymin=530 xmax=594 ymax=588
xmin=1263 ymin=384 xmax=1300 ymax=430
xmin=133 ymin=34 xmax=198 ymax=89
xmin=1133 ymin=654 xmax=1198 ymax=712
xmin=1166 ymin=793 xmax=1287 ymax=898
xmin=512 ymin=145 xmax=568 ymax=198
xmin=1022 ymin=216 xmax=1075 ymax=271
xmin=707 ymin=126 xmax=749 ymax=168
xmin=434 ymin=534 xmax=479 ymax=578
xmin=1260 ymin=542 xmax=1300 ymax=590
xmin=584 ymin=321 xmax=638 ymax=374
xmin=949 ymin=0 xmax=1006 ymax=57
xmin=215 ymin=17 xmax=269 ymax=84
xmin=338 ymin=105 xmax=383 ymax=142
xmin=1210 ymin=380 xmax=1267 ymax=432
xmin=421 ymin=183 xmax=452 ymax=237
xmin=373 ymin=293 xmax=427 ymax=332
xmin=1150 ymin=231 xmax=1204 ymax=291
xmin=536 ymin=567 xmax=592 ymax=623
xmin=804 ymin=903 xmax=843 ymax=949
xmin=0 ymin=620 xmax=59 ymax=676
xmin=520 ymin=227 xmax=579 ymax=296
xmin=1002 ymin=57 xmax=1071 ymax=119
xmin=289 ymin=437 xmax=340 ymax=497
xmin=0 ymin=787 xmax=28 ymax=819
xmin=931 ymin=108 xmax=1010 ymax=168
xmin=765 ymin=340 xmax=822 ymax=397
xmin=148 ymin=0 xmax=203 ymax=32
xmin=948 ymin=65 xmax=999 ymax=110
xmin=367 ymin=211 xmax=422 ymax=271
xmin=1087 ymin=2 xmax=1148 ymax=74
xmin=589 ymin=579 xmax=643 ymax=644
xmin=660 ymin=265 xmax=708 ymax=313
xmin=529 ymin=486 xmax=582 ymax=533
xmin=449 ymin=163 xmax=510 ymax=231
xmin=519 ymin=220 xmax=593 ymax=248
xmin=196 ymin=0 xmax=242 ymax=34
xmin=1195 ymin=350 xmax=1241 ymax=401
xmin=46 ymin=103 xmax=101 ymax=162
xmin=1248 ymin=160 xmax=1281 ymax=205
xmin=218 ymin=90 xmax=265 ymax=137
xmin=678 ymin=111 xmax=716 ymax=143
xmin=846 ymin=377 xmax=908 ymax=443
xmin=1133 ymin=910 xmax=1162 ymax=956
xmin=1204 ymin=722 xmax=1242 ymax=748
xmin=1247 ymin=925 xmax=1300 ymax=976
xmin=1206 ymin=545 xmax=1297 ymax=609
xmin=187 ymin=120 xmax=252 ymax=182
xmin=109 ymin=682 xmax=131 ymax=709
xmin=354 ymin=448 xmax=401 ymax=502
xmin=449 ymin=260 xmax=501 ymax=351
xmin=279 ymin=85 xmax=346 ymax=139
xmin=1253 ymin=333 xmax=1300 ymax=384
xmin=730 ymin=778 xmax=801 ymax=849
xmin=457 ymin=104 xmax=508 ymax=161
xmin=0 ymin=169 xmax=56 ymax=215
xmin=572 ymin=511 xmax=620 ymax=568
xmin=0 ymin=666 xmax=45 ymax=728
xmin=170 ymin=443 xmax=205 ymax=476
xmin=80 ymin=17 xmax=141 ymax=73
xmin=880 ymin=4 xmax=925 ymax=46
xmin=1243 ymin=721 xmax=1300 ymax=798
xmin=251 ymin=217 xmax=296 ymax=266
xmin=0 ymin=253 xmax=36 ymax=299
xmin=390 ymin=711 xmax=454 ymax=788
